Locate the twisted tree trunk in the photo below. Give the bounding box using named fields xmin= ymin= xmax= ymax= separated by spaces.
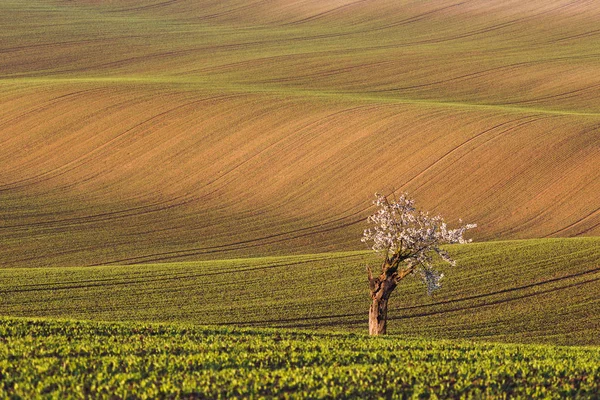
xmin=367 ymin=261 xmax=414 ymax=336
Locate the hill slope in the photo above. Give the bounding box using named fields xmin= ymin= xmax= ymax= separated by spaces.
xmin=1 ymin=0 xmax=600 ymax=267
xmin=2 ymin=238 xmax=599 ymax=346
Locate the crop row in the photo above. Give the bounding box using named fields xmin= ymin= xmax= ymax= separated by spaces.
xmin=1 ymin=238 xmax=599 ymax=346
xmin=2 ymin=317 xmax=599 ymax=399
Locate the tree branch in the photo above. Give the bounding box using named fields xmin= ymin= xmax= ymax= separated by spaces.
xmin=394 ymin=264 xmax=416 ymax=283
xmin=367 ymin=266 xmax=379 ymax=293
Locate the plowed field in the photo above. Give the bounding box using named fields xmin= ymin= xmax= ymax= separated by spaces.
xmin=1 ymin=0 xmax=599 ymax=267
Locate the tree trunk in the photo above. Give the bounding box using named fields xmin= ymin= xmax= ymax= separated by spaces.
xmin=369 ymin=296 xmax=389 ymax=335
xmin=367 ymin=266 xmax=398 ymax=336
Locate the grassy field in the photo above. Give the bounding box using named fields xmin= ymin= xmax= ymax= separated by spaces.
xmin=2 ymin=317 xmax=599 ymax=399
xmin=2 ymin=238 xmax=599 ymax=346
xmin=2 ymin=2 xmax=599 ymax=397
xmin=1 ymin=0 xmax=600 ymax=267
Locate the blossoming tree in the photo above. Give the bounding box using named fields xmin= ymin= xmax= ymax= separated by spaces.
xmin=362 ymin=193 xmax=476 ymax=336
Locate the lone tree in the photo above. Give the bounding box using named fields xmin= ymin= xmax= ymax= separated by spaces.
xmin=362 ymin=193 xmax=476 ymax=336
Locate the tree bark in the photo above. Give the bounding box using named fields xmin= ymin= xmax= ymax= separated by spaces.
xmin=369 ymin=296 xmax=389 ymax=335
xmin=367 ymin=265 xmax=398 ymax=336
xmin=367 ymin=262 xmax=414 ymax=336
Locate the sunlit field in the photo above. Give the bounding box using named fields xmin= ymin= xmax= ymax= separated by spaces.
xmin=2 ymin=2 xmax=599 ymax=397
xmin=3 ymin=318 xmax=599 ymax=399
xmin=2 ymin=0 xmax=600 ymax=268
xmin=2 ymin=238 xmax=599 ymax=346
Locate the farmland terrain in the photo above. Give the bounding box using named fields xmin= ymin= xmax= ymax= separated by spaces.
xmin=1 ymin=0 xmax=600 ymax=268
xmin=2 ymin=318 xmax=599 ymax=399
xmin=2 ymin=2 xmax=600 ymax=398
xmin=2 ymin=238 xmax=599 ymax=346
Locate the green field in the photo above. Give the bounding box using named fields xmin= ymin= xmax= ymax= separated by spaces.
xmin=2 ymin=318 xmax=599 ymax=399
xmin=2 ymin=0 xmax=600 ymax=397
xmin=2 ymin=238 xmax=599 ymax=346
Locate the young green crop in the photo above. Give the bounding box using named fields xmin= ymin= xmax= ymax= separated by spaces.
xmin=1 ymin=317 xmax=599 ymax=399
xmin=2 ymin=238 xmax=599 ymax=346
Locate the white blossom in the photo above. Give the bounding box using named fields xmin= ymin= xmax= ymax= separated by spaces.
xmin=362 ymin=193 xmax=476 ymax=294
xmin=420 ymin=267 xmax=444 ymax=295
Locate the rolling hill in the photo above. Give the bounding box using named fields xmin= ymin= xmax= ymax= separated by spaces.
xmin=1 ymin=0 xmax=599 ymax=268
xmin=2 ymin=238 xmax=599 ymax=346
xmin=2 ymin=4 xmax=599 ymax=397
